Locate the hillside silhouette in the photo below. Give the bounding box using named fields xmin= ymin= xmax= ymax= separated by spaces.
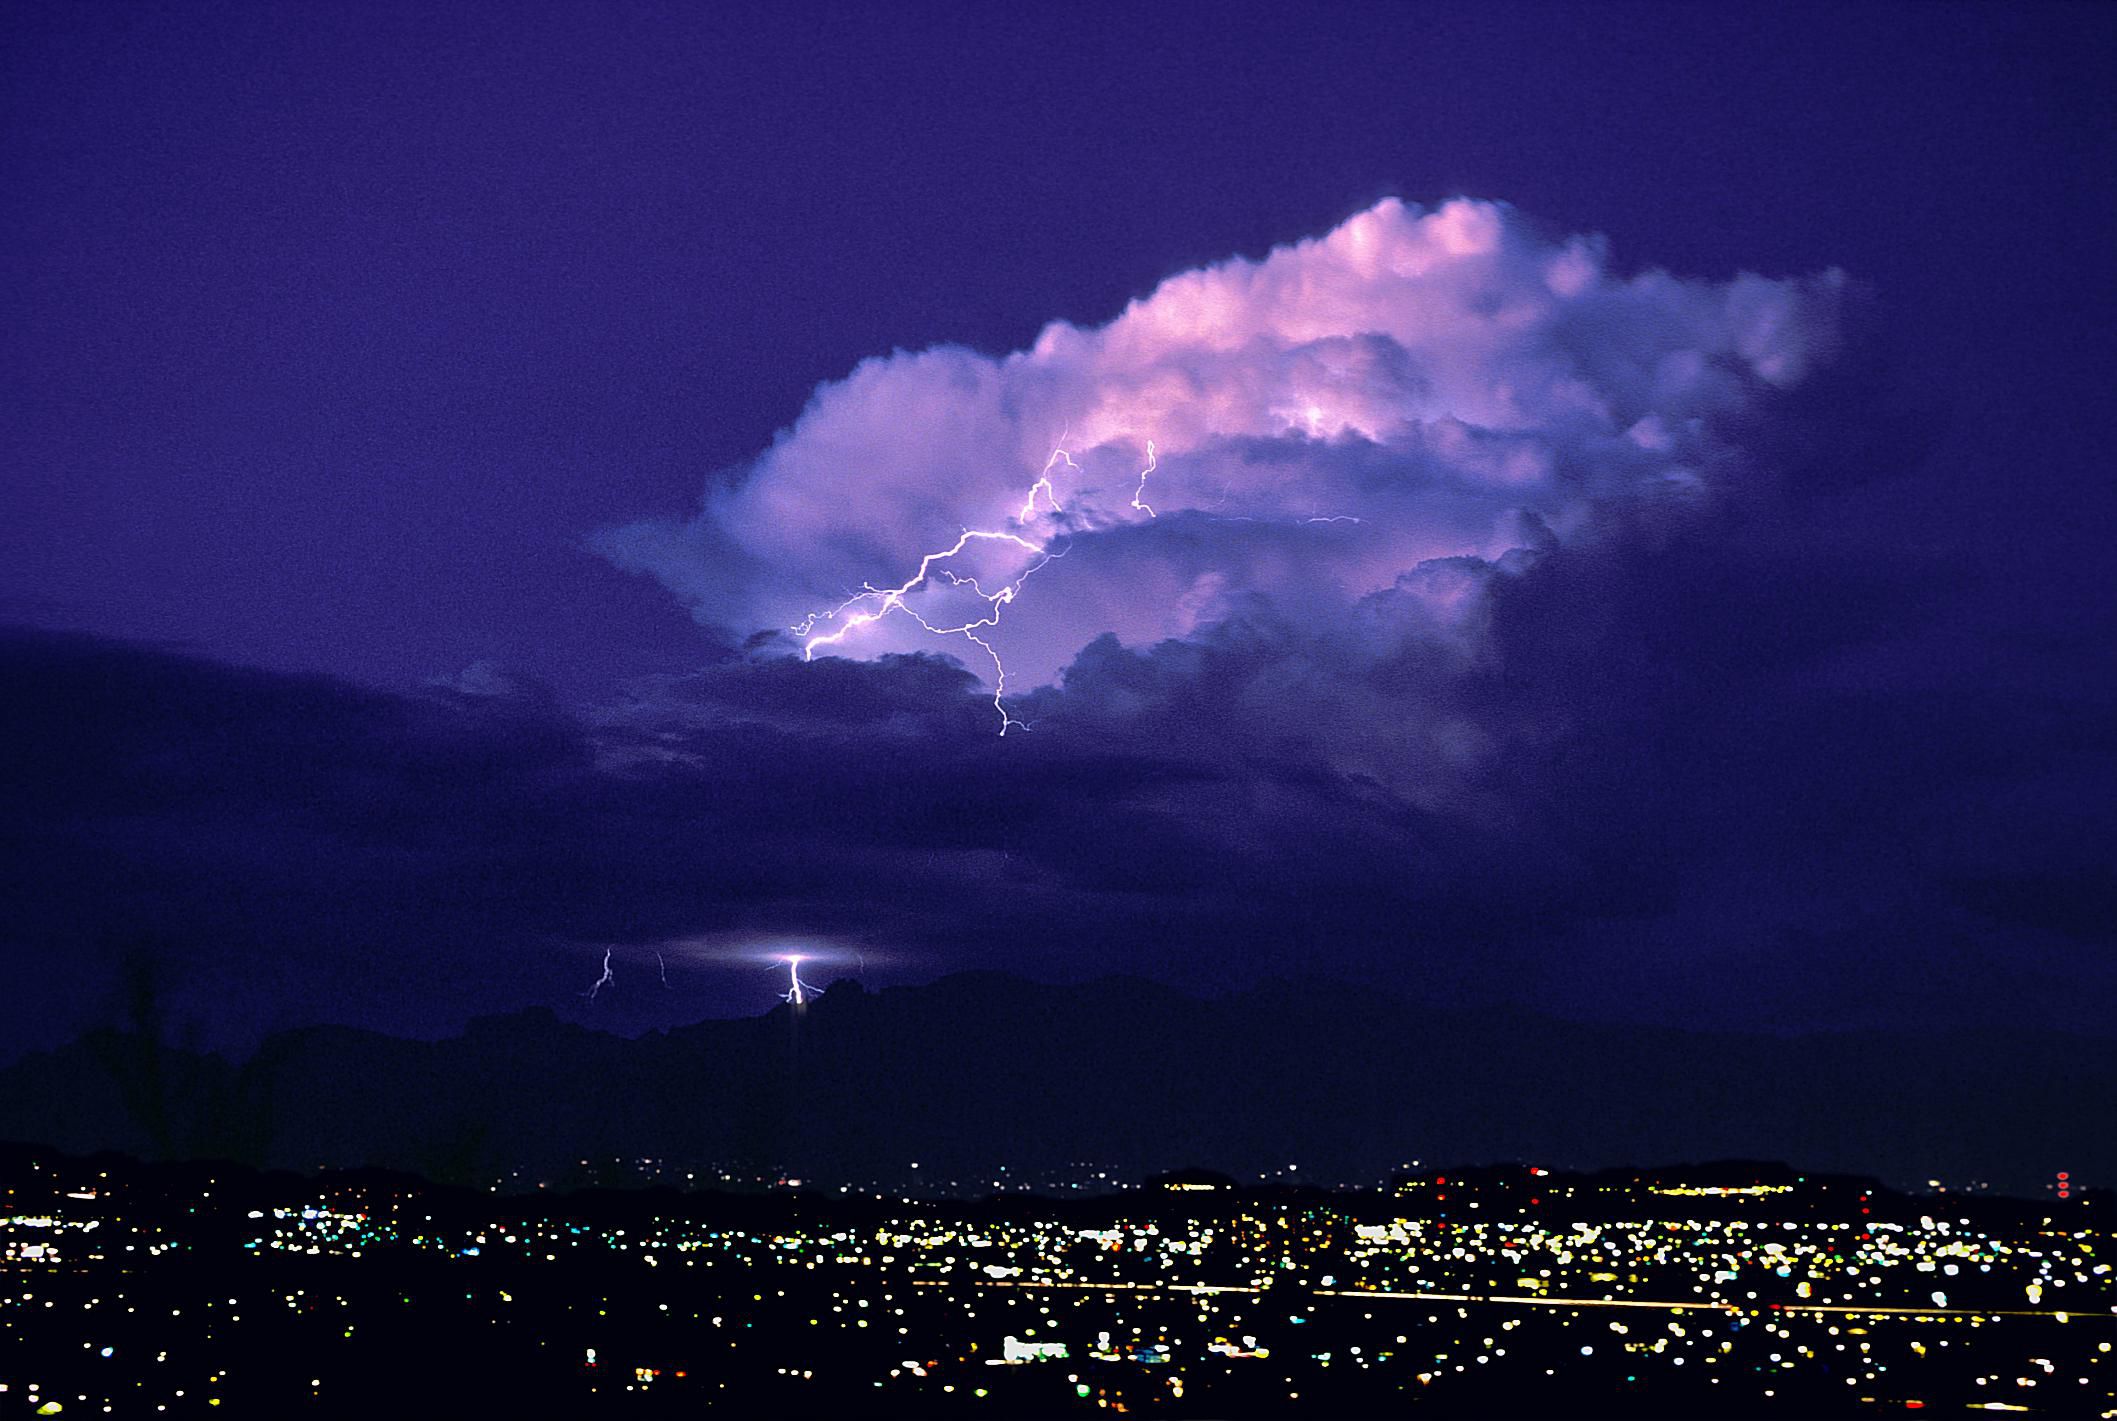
xmin=1 ymin=973 xmax=2105 ymax=1194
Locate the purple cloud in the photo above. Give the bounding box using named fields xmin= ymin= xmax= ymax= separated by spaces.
xmin=597 ymin=198 xmax=1848 ymax=720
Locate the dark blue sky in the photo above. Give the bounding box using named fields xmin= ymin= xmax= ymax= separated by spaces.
xmin=3 ymin=0 xmax=2112 ymax=1052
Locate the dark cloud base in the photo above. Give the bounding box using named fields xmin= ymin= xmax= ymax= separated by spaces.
xmin=5 ymin=395 xmax=2110 ymax=1056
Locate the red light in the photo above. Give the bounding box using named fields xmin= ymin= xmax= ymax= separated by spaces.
xmin=2056 ymin=1172 xmax=2069 ymax=1181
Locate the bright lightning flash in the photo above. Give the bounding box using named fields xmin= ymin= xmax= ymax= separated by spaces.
xmin=779 ymin=954 xmax=821 ymax=1007
xmin=792 ymin=442 xmax=1157 ymax=733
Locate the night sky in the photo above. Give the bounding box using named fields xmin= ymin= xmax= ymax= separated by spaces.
xmin=4 ymin=0 xmax=2112 ymax=1057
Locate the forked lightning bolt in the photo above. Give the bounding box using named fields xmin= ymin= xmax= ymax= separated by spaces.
xmin=1018 ymin=447 xmax=1078 ymax=521
xmin=795 ymin=527 xmax=1052 ymax=733
xmin=793 ymin=443 xmax=1156 ymax=733
xmin=791 ymin=440 xmax=1344 ymax=732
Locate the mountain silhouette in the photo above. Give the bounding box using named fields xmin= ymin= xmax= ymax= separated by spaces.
xmin=1 ymin=972 xmax=2104 ymax=1195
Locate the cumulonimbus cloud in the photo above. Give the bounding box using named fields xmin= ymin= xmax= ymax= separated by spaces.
xmin=598 ymin=198 xmax=1848 ymax=707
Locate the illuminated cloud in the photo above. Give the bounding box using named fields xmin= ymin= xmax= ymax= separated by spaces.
xmin=598 ymin=198 xmax=1848 ymax=698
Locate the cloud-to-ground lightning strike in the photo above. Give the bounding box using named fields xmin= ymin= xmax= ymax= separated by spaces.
xmin=583 ymin=948 xmax=614 ymax=1001
xmin=792 ymin=442 xmax=1155 ymax=733
xmin=778 ymin=954 xmax=820 ymax=1006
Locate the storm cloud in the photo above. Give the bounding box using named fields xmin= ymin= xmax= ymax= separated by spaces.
xmin=596 ymin=198 xmax=1849 ymax=712
xmin=7 ymin=200 xmax=2110 ymax=1057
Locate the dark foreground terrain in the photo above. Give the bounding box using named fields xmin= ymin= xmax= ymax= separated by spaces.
xmin=4 ymin=974 xmax=2114 ymax=1200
